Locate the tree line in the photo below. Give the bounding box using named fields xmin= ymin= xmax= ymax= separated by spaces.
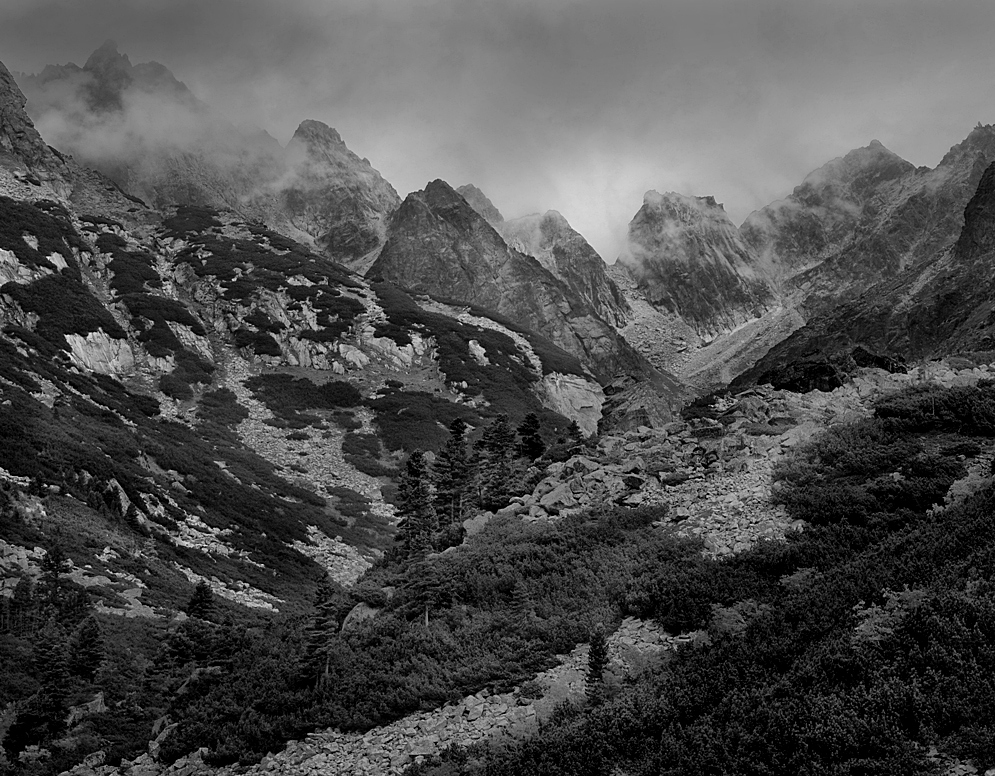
xmin=393 ymin=412 xmax=580 ymax=558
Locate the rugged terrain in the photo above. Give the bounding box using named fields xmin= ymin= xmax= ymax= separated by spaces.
xmin=19 ymin=42 xmax=401 ymax=267
xmin=6 ymin=36 xmax=995 ymax=776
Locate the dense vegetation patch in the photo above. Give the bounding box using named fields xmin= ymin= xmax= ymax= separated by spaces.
xmin=96 ymin=233 xmax=162 ymax=296
xmin=0 ymin=197 xmax=84 ymax=273
xmin=151 ymin=506 xmax=673 ymax=765
xmin=365 ymin=387 xmax=481 ymax=452
xmin=244 ymin=374 xmax=362 ymax=427
xmin=3 ymin=274 xmax=127 ymax=347
xmin=412 ymin=382 xmax=995 ymax=776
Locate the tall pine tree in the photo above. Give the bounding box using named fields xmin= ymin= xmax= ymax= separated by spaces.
xmin=185 ymin=580 xmax=214 ymax=619
xmin=33 ymin=620 xmax=71 ymax=734
xmin=433 ymin=418 xmax=473 ymax=529
xmin=477 ymin=414 xmax=517 ymax=511
xmin=303 ymin=578 xmax=340 ymax=689
xmin=516 ymin=412 xmax=546 ymax=461
xmin=396 ymin=450 xmax=437 ymax=555
xmin=586 ymin=623 xmax=609 ymax=705
xmin=69 ymin=615 xmax=105 ymax=682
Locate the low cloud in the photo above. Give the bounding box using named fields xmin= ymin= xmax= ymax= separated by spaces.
xmin=4 ymin=0 xmax=995 ymax=258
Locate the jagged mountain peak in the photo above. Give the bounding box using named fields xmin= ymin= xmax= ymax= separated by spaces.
xmin=618 ymin=187 xmax=774 ymax=338
xmin=497 ymin=208 xmax=631 ymax=328
xmin=291 ymin=119 xmax=345 ymax=149
xmin=938 ymin=123 xmax=995 ymax=169
xmin=83 ymin=39 xmax=129 ymax=72
xmin=641 ymin=190 xmax=731 ymax=225
xmin=456 ymin=183 xmax=504 ymax=225
xmin=794 ymin=140 xmax=913 ymax=199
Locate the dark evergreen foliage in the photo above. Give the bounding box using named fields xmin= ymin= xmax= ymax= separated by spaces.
xmin=69 ymin=615 xmax=105 ymax=681
xmin=395 ymin=451 xmax=437 ymax=555
xmin=185 ymin=580 xmax=215 ymax=619
xmin=433 ymin=418 xmax=473 ymax=529
xmin=585 ymin=624 xmax=608 ymax=705
xmin=515 ymin=413 xmax=546 ymax=461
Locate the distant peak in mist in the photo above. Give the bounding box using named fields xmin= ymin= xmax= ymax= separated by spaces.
xmin=456 ymin=183 xmax=503 ymax=225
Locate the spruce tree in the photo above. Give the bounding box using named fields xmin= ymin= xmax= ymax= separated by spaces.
xmin=586 ymin=623 xmax=609 ymax=705
xmin=303 ymin=578 xmax=339 ymax=689
xmin=396 ymin=450 xmax=437 ymax=555
xmin=185 ymin=580 xmax=215 ymax=619
xmin=510 ymin=579 xmax=533 ymax=623
xmin=567 ymin=419 xmax=583 ymax=443
xmin=10 ymin=577 xmax=34 ymax=635
xmin=69 ymin=615 xmax=105 ymax=682
xmin=433 ymin=418 xmax=473 ymax=527
xmin=516 ymin=412 xmax=546 ymax=461
xmin=477 ymin=414 xmax=517 ymax=510
xmin=38 ymin=544 xmax=71 ymax=616
xmin=33 ymin=620 xmax=71 ymax=733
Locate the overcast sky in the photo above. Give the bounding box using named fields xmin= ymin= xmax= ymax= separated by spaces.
xmin=2 ymin=0 xmax=995 ymax=259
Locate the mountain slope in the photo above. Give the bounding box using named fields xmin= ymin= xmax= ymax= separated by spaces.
xmin=368 ymin=179 xmax=659 ymax=384
xmin=498 ymin=209 xmax=630 ymax=327
xmin=736 ymin=160 xmax=995 ymax=391
xmin=18 ymin=43 xmax=400 ymax=266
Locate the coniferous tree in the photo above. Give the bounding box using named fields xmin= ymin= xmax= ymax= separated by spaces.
xmin=567 ymin=419 xmax=584 ymax=443
xmin=69 ymin=615 xmax=105 ymax=682
xmin=510 ymin=579 xmax=533 ymax=623
xmin=477 ymin=414 xmax=517 ymax=510
xmin=33 ymin=620 xmax=71 ymax=734
xmin=586 ymin=623 xmax=609 ymax=705
xmin=38 ymin=544 xmax=71 ymax=616
xmin=303 ymin=578 xmax=339 ymax=689
xmin=9 ymin=577 xmax=34 ymax=634
xmin=433 ymin=418 xmax=473 ymax=528
xmin=185 ymin=580 xmax=215 ymax=619
xmin=516 ymin=412 xmax=546 ymax=461
xmin=396 ymin=450 xmax=437 ymax=555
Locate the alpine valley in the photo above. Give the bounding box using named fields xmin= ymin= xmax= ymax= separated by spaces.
xmin=4 ymin=42 xmax=995 ymax=776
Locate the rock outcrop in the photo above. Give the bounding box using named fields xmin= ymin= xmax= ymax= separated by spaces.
xmin=741 ymin=140 xmax=916 ymax=290
xmin=616 ymin=191 xmax=775 ymax=339
xmin=0 ymin=59 xmax=72 ymax=198
xmin=456 ymin=183 xmax=504 ymax=226
xmin=737 ymin=160 xmax=995 ymax=389
xmin=499 ymin=210 xmax=631 ymax=327
xmin=368 ymin=179 xmax=659 ymax=383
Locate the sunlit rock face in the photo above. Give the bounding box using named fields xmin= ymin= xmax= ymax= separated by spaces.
xmin=616 ymin=191 xmax=775 ymax=340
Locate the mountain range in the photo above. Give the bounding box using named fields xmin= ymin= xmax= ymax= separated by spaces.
xmin=4 ymin=39 xmax=995 ymax=776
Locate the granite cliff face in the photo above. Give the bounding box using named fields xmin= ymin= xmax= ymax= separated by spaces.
xmin=743 ymin=128 xmax=995 ymax=317
xmin=368 ymin=179 xmax=656 ymax=383
xmin=0 ymin=59 xmax=72 ymax=197
xmin=252 ymin=120 xmax=401 ymax=269
xmin=736 ymin=161 xmax=995 ymax=390
xmin=19 ymin=43 xmax=400 ymax=266
xmin=741 ymin=140 xmax=915 ymax=290
xmin=455 ymin=183 xmax=504 ymax=227
xmin=616 ymin=191 xmax=775 ymax=339
xmin=498 ymin=210 xmax=630 ymax=328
